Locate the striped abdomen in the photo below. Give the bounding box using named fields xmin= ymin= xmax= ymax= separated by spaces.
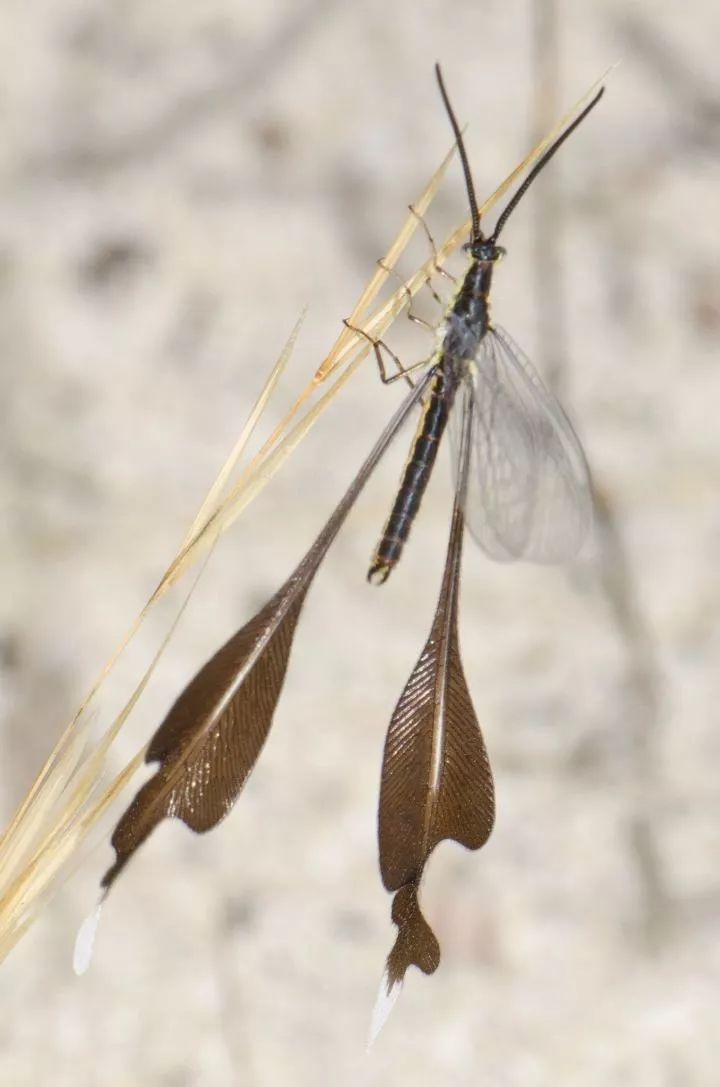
xmin=368 ymin=362 xmax=456 ymax=584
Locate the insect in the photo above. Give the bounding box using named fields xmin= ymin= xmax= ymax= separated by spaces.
xmin=87 ymin=66 xmax=605 ymax=1025
xmin=364 ymin=64 xmax=600 ymax=584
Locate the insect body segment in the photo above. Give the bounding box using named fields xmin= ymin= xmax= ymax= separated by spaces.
xmin=369 ymin=358 xmax=454 ymax=584
xmin=368 ymin=247 xmax=503 ymax=583
xmin=443 ymin=250 xmax=500 ymax=357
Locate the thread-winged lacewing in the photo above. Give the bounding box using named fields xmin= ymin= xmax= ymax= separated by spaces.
xmin=364 ymin=65 xmax=599 ymax=583
xmin=79 ymin=64 xmax=604 ymax=1024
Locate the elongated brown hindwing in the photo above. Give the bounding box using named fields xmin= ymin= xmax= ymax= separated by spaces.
xmin=102 ymin=582 xmax=309 ymax=890
xmin=101 ymin=372 xmax=434 ymax=895
xmin=377 ymin=393 xmax=495 ymax=993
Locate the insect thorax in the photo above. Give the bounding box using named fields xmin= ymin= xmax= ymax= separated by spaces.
xmin=441 ymin=256 xmax=495 ymax=361
xmin=443 ymin=312 xmax=486 ymax=368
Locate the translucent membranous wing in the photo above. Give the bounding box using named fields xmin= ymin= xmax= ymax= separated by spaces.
xmin=448 ymin=325 xmax=593 ymax=562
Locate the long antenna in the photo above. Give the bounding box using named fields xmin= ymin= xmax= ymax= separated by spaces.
xmin=491 ymin=86 xmax=605 ymax=242
xmin=435 ymin=63 xmax=482 ymax=244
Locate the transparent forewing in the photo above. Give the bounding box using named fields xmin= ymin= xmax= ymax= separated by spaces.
xmin=448 ymin=325 xmax=593 ymax=562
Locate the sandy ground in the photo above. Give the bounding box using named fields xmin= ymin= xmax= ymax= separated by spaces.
xmin=2 ymin=2 xmax=720 ymax=1084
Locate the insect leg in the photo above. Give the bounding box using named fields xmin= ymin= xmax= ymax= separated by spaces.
xmin=342 ymin=318 xmax=429 ymax=388
xmin=408 ymin=203 xmax=458 ymax=289
xmin=376 ymin=258 xmax=437 ymax=333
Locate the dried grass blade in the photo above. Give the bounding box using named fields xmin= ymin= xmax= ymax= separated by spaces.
xmin=476 ymin=65 xmax=615 ymax=220
xmin=184 ymin=310 xmax=306 ymax=544
xmin=0 ymin=562 xmax=208 ymax=959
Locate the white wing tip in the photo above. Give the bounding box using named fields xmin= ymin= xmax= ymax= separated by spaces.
xmin=73 ymin=903 xmax=103 ymax=976
xmin=367 ymin=970 xmax=402 ymax=1049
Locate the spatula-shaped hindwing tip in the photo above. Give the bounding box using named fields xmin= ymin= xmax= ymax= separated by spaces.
xmin=386 ymin=882 xmax=441 ymax=988
xmin=378 ymin=621 xmax=495 ymax=896
xmin=101 ymin=586 xmax=308 ymax=892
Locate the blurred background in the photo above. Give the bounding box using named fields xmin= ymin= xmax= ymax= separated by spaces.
xmin=1 ymin=1 xmax=719 ymax=1084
